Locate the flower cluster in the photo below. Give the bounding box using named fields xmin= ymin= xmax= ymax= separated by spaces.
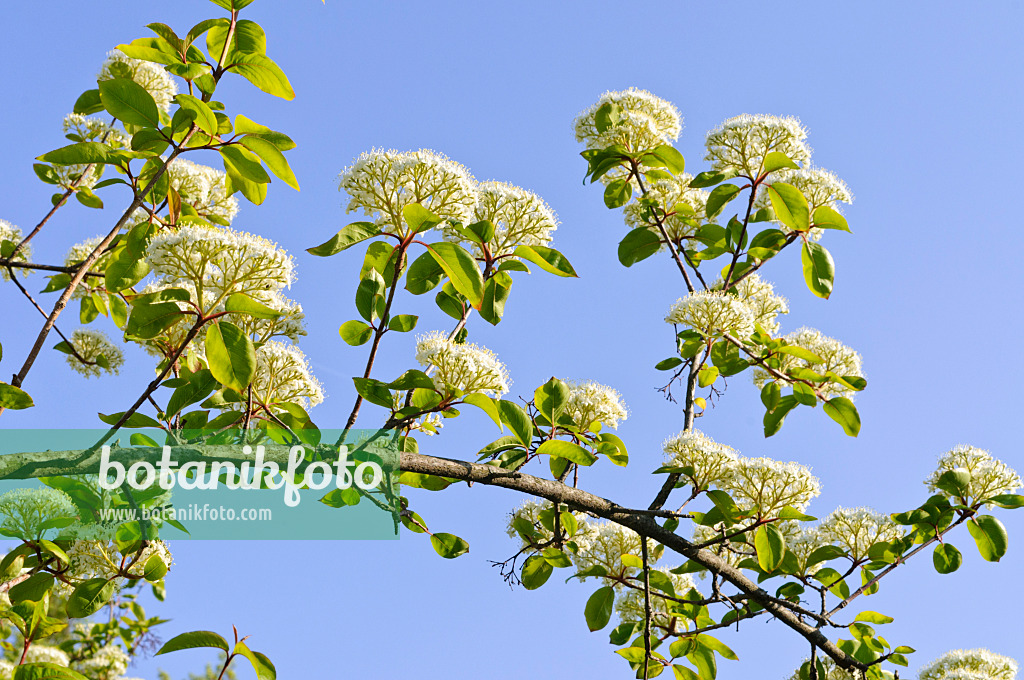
xmin=339 ymin=149 xmax=477 ymax=233
xmin=573 ymin=88 xmax=682 ymax=152
xmin=415 ymin=331 xmax=510 ymax=397
xmin=62 ymin=539 xmax=172 ymax=586
xmin=817 ymin=507 xmax=904 ymax=559
xmin=66 ymin=329 xmax=125 ymax=378
xmin=753 ymin=327 xmax=864 ymax=399
xmin=0 ymin=219 xmax=30 ymax=280
xmin=562 ymin=380 xmax=628 ymax=430
xmin=75 ymin=645 xmax=130 ymax=680
xmin=146 ymin=225 xmax=295 ymax=306
xmin=918 ymin=648 xmax=1018 ymax=680
xmin=925 ymin=445 xmax=1021 ymax=502
xmin=24 ymin=645 xmax=71 ymax=667
xmin=573 ymin=521 xmax=661 ymax=582
xmin=704 ymin=114 xmax=810 ymax=177
xmin=661 ymin=429 xmax=738 ymax=491
xmin=0 ymin=487 xmax=77 ymax=540
xmin=97 ymin=50 xmax=178 ymax=112
xmin=229 ymin=290 xmax=307 ymax=343
xmin=665 ymin=290 xmax=755 ymax=339
xmin=459 ymin=181 xmax=558 ymax=258
xmin=246 ymin=340 xmax=325 ymax=410
xmin=63 ymin=113 xmax=129 ymax=148
xmin=783 ymin=523 xmax=829 ymax=576
xmin=716 ymin=273 xmax=789 ymax=334
xmin=614 ymin=568 xmax=699 ymax=630
xmin=719 ymin=456 xmax=821 ymax=514
xmin=622 ymin=173 xmax=709 ymax=242
xmin=166 ymin=158 xmax=240 ymax=224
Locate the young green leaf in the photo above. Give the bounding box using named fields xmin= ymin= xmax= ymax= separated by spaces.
xmin=205 ymin=321 xmax=256 ymax=393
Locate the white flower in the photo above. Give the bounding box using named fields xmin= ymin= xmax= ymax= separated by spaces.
xmin=454 ymin=181 xmax=558 ymax=258
xmin=719 ymin=456 xmax=821 ymax=514
xmin=665 ymin=290 xmax=755 ymax=339
xmin=622 ymin=173 xmax=710 ymax=243
xmin=563 ymin=380 xmax=628 ymax=430
xmin=339 ymin=149 xmax=477 ymax=234
xmin=704 ymin=114 xmax=811 ymax=178
xmin=574 ymin=88 xmax=682 ymax=152
xmin=662 ymin=429 xmax=738 ymax=491
xmin=0 ymin=219 xmax=30 ymax=281
xmin=573 ymin=521 xmax=660 ymax=582
xmin=64 ymin=235 xmax=110 ymax=267
xmin=66 ymin=329 xmax=125 ymax=378
xmin=146 ymin=226 xmax=295 ymax=306
xmin=0 ymin=487 xmax=77 ymax=539
xmin=63 ymin=113 xmax=129 ymax=148
xmin=918 ymin=648 xmax=1018 ymax=680
xmin=926 ymin=446 xmax=1021 ymax=502
xmin=753 ymin=327 xmax=864 ymax=399
xmin=784 ymin=524 xmax=829 ymax=576
xmin=64 ymin=539 xmax=172 ymax=585
xmin=817 ymin=507 xmax=904 ymax=559
xmin=246 ymin=341 xmax=324 ymax=409
xmin=715 ymin=273 xmax=789 ymax=334
xmin=0 ymin=660 xmax=14 ymax=680
xmin=99 ymin=50 xmax=178 ymax=112
xmin=615 ymin=567 xmax=699 ymax=629
xmin=75 ymin=645 xmax=130 ymax=680
xmin=415 ymin=331 xmax=510 ymax=397
xmin=24 ymin=645 xmax=70 ymax=667
xmin=755 ymin=166 xmax=853 ymax=241
xmin=167 ymin=158 xmax=239 ymax=224
xmin=230 ymin=290 xmax=307 ymax=343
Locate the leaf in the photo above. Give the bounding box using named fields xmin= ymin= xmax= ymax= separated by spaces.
xmin=307 ymin=222 xmax=380 ymax=257
xmin=761 ymin=151 xmax=800 ymax=174
xmin=754 ymin=524 xmax=786 ymax=572
xmin=706 ymin=184 xmax=742 ymax=219
xmin=521 ymin=554 xmax=553 ymax=590
xmin=233 ymin=114 xmax=295 ymax=150
xmin=603 ymin=178 xmax=632 ymax=208
xmin=813 ymin=205 xmax=850 ymax=232
xmin=98 ymin=78 xmax=160 ymax=128
xmin=652 ymin=144 xmax=686 ymax=174
xmin=426 ymin=242 xmax=484 ymax=309
xmin=480 ymin=276 xmax=511 ymax=326
xmin=854 ymin=611 xmax=894 ymax=624
xmin=0 ymin=383 xmax=34 ymax=410
xmin=767 ymin=182 xmax=810 ymax=231
xmin=823 ymin=396 xmax=860 ymax=436
xmin=430 ymin=532 xmax=469 ymax=559
xmin=536 ymin=440 xmax=597 ymax=466
xmin=801 ymin=241 xmax=835 ymax=299
xmin=498 ymin=400 xmax=532 ymax=446
xmin=967 ymin=515 xmax=1008 ymax=562
xmin=9 ymin=573 xmax=54 ymax=603
xmin=339 ymin=320 xmax=373 ymax=346
xmin=534 ymin=377 xmax=569 ymax=422
xmin=65 ymin=578 xmax=116 ymax=618
xmin=776 ymin=345 xmax=824 ymax=363
xmin=352 ymin=378 xmax=393 ymax=408
xmin=240 ymin=135 xmax=299 ymax=190
xmin=584 ymin=586 xmax=615 ymax=631
xmin=165 ymin=369 xmax=218 ymax=417
xmin=777 ymin=506 xmax=817 ymax=521
xmin=98 ymin=411 xmax=161 ymax=428
xmin=618 ymin=226 xmax=662 ymax=267
xmin=463 ymin=393 xmax=501 ymax=429
xmin=225 ymin=292 xmax=282 ymax=319
xmin=73 ymin=89 xmax=104 ymax=115
xmin=205 ymin=321 xmax=256 ymax=393
xmin=402 ymin=203 xmax=442 ymax=233
xmin=512 ymin=245 xmax=578 ymax=277
xmin=987 ymin=494 xmax=1024 ymax=509
xmin=220 ymin=145 xmax=270 ymax=184
xmin=388 ymin=314 xmax=418 ymax=333
xmin=207 ymin=19 xmax=266 ymax=61
xmin=227 ymin=52 xmax=295 ymax=100
xmin=386 ymin=370 xmax=435 ymax=391
xmin=105 ymin=248 xmax=151 ymax=293
xmin=232 ymin=641 xmax=276 ymax=680
xmin=13 ymin=664 xmax=89 ymax=680
xmin=173 ymin=94 xmax=218 ymax=136
xmin=156 ymin=630 xmax=230 ymax=655
xmin=37 ymin=142 xmax=110 ymax=166
xmin=405 ymin=251 xmax=445 ymax=294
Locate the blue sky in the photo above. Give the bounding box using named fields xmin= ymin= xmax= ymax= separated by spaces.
xmin=1 ymin=1 xmax=1023 ymax=678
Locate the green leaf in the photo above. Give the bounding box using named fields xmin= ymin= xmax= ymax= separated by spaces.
xmin=617 ymin=227 xmax=662 ymax=267
xmin=205 ymin=321 xmax=256 ymax=393
xmin=37 ymin=142 xmax=110 ymax=166
xmin=854 ymin=611 xmax=894 ymax=624
xmin=521 ymin=554 xmax=553 ymax=590
xmin=498 ymin=400 xmax=532 ymax=446
xmin=813 ymin=205 xmax=850 ymax=232
xmin=339 ymin=320 xmax=373 ymax=346
xmin=225 ymin=292 xmax=282 ymax=319
xmin=386 ymin=370 xmax=435 ymax=391
xmin=697 ymin=634 xmax=738 ymax=661
xmin=9 ymin=573 xmax=54 ymax=603
xmin=156 ymin=630 xmax=230 ymax=655
xmin=98 ymin=78 xmax=160 ymax=128
xmin=801 ymin=241 xmax=835 ymax=299
xmin=65 ymin=578 xmax=115 ymax=618
xmin=651 ymin=144 xmax=686 ymax=174
xmin=823 ymin=396 xmax=860 ymax=437
xmin=777 ymin=506 xmax=817 ymax=521
xmin=987 ymin=494 xmax=1024 ymax=509
xmin=706 ymin=184 xmax=742 ymax=219
xmin=227 ymin=52 xmax=295 ymax=100
xmin=534 ymin=377 xmax=569 ymax=422
xmin=603 ymin=178 xmax=632 ymax=208
xmin=173 ymin=94 xmax=218 ymax=136
xmin=352 ymin=378 xmax=393 ymax=408
xmin=13 ymin=664 xmax=89 ymax=680
xmin=388 ymin=314 xmax=418 ymax=333
xmin=480 ymin=276 xmax=512 ymax=326
xmin=767 ymin=182 xmax=810 ymax=231
xmin=240 ymin=135 xmax=299 ymax=190
xmin=463 ymin=393 xmax=501 ymax=429
xmin=355 ymin=268 xmax=385 ymax=322
xmin=427 ymin=242 xmax=484 ymax=309
xmin=430 ymin=532 xmax=469 ymax=559
xmin=143 ymin=553 xmax=169 ymax=582
xmin=97 ymin=411 xmax=161 ymax=428
xmin=105 ymin=247 xmax=151 ymax=293
xmin=220 ymin=145 xmax=270 ymax=184
xmin=584 ymin=586 xmax=615 ymax=631
xmin=761 ymin=151 xmax=800 ymax=174
xmin=307 ymin=222 xmax=380 ymax=257
xmin=513 ymin=245 xmax=578 ymax=277
xmin=233 ymin=114 xmax=296 ymax=150
xmin=405 ymin=251 xmax=445 ymax=294
xmin=73 ymin=89 xmax=104 ymax=115
xmin=537 ymin=440 xmax=597 ymax=466
xmin=688 ymin=168 xmax=738 ymax=188
xmin=776 ymin=345 xmax=824 ymax=363
xmin=754 ymin=524 xmax=786 ymax=572
xmin=76 ymin=188 xmax=103 ymax=209
xmin=232 ymin=641 xmax=276 ymax=680
xmin=698 ymin=365 xmax=719 ymax=388
xmin=0 ymin=383 xmax=34 ymax=410
xmin=402 ymin=204 xmax=442 ymax=233
xmin=968 ymin=515 xmax=1008 ymax=562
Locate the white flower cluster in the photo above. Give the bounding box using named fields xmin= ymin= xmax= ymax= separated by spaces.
xmin=415 ymin=331 xmax=510 ymax=397
xmin=817 ymin=507 xmax=904 ymax=559
xmin=24 ymin=645 xmax=71 ymax=667
xmin=574 ymin=88 xmax=682 ymax=152
xmin=146 ymin=225 xmax=295 ymax=306
xmin=75 ymin=645 xmax=130 ymax=680
xmin=784 ymin=523 xmax=829 ymax=576
xmin=66 ymin=329 xmax=125 ymax=378
xmin=562 ymin=379 xmax=628 ymax=430
xmin=719 ymin=456 xmax=821 ymax=514
xmin=662 ymin=429 xmax=739 ymax=491
xmin=246 ymin=340 xmax=325 ymax=409
xmin=753 ymin=327 xmax=864 ymax=399
xmin=63 ymin=113 xmax=129 ymax=148
xmin=460 ymin=181 xmax=558 ymax=258
xmin=716 ymin=273 xmax=789 ymax=334
xmin=0 ymin=487 xmax=77 ymax=539
xmin=339 ymin=149 xmax=477 ymax=234
xmin=0 ymin=219 xmax=30 ymax=281
xmin=505 ymin=499 xmax=593 ymax=550
xmin=98 ymin=50 xmax=178 ymax=112
xmin=704 ymin=114 xmax=811 ymax=178
xmin=665 ymin=290 xmax=755 ymax=339
xmin=622 ymin=173 xmax=710 ymax=242
xmin=573 ymin=520 xmax=660 ymax=582
xmin=918 ymin=648 xmax=1018 ymax=680
xmin=63 ymin=539 xmax=172 ymax=587
xmin=925 ymin=445 xmax=1021 ymax=502
xmin=614 ymin=568 xmax=699 ymax=629
xmin=63 ymin=235 xmax=113 ymax=299
xmin=167 ymin=158 xmax=240 ymax=224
